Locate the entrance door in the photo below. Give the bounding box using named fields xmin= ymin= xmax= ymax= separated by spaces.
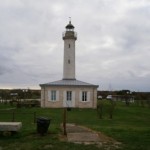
xmin=63 ymin=91 xmax=75 ymax=107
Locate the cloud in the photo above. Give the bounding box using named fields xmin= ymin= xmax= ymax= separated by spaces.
xmin=0 ymin=0 xmax=150 ymax=91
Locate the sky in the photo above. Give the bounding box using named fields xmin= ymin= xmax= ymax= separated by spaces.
xmin=0 ymin=0 xmax=150 ymax=91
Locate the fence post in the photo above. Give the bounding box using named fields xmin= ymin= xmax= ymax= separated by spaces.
xmin=12 ymin=111 xmax=15 ymax=122
xmin=63 ymin=108 xmax=67 ymax=136
xmin=34 ymin=112 xmax=36 ymax=123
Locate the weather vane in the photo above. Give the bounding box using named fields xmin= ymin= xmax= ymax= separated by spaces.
xmin=69 ymin=17 xmax=71 ymax=23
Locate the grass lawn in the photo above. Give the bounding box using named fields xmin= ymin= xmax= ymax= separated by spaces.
xmin=0 ymin=101 xmax=150 ymax=150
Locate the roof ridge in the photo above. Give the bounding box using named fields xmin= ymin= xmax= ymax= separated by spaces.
xmin=40 ymin=79 xmax=98 ymax=87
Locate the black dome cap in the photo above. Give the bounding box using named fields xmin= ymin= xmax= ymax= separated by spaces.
xmin=65 ymin=21 xmax=74 ymax=29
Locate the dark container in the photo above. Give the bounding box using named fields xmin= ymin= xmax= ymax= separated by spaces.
xmin=67 ymin=107 xmax=71 ymax=111
xmin=37 ymin=117 xmax=50 ymax=135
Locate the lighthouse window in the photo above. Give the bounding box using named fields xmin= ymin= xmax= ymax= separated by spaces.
xmin=82 ymin=91 xmax=87 ymax=101
xmin=68 ymin=44 xmax=70 ymax=48
xmin=51 ymin=90 xmax=56 ymax=101
xmin=67 ymin=91 xmax=72 ymax=101
xmin=68 ymin=59 xmax=70 ymax=64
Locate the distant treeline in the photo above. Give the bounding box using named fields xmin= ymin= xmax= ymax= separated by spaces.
xmin=0 ymin=89 xmax=40 ymax=100
xmin=98 ymin=90 xmax=150 ymax=100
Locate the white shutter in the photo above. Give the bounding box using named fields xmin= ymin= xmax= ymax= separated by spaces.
xmin=79 ymin=91 xmax=82 ymax=102
xmin=72 ymin=91 xmax=75 ymax=107
xmin=87 ymin=91 xmax=90 ymax=102
xmin=63 ymin=91 xmax=66 ymax=107
xmin=56 ymin=91 xmax=59 ymax=101
xmin=48 ymin=91 xmax=51 ymax=101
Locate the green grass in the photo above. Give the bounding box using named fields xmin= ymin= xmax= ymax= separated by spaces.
xmin=0 ymin=102 xmax=150 ymax=150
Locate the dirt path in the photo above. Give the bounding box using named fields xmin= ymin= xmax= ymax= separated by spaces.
xmin=60 ymin=123 xmax=122 ymax=149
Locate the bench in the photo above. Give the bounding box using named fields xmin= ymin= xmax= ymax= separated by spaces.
xmin=0 ymin=122 xmax=22 ymax=135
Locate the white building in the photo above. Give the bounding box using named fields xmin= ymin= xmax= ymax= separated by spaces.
xmin=40 ymin=21 xmax=99 ymax=108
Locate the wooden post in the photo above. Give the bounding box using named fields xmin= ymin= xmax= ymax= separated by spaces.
xmin=34 ymin=112 xmax=36 ymax=123
xmin=63 ymin=108 xmax=67 ymax=136
xmin=12 ymin=111 xmax=15 ymax=122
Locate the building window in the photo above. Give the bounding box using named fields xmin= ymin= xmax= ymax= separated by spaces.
xmin=68 ymin=59 xmax=70 ymax=64
xmin=67 ymin=91 xmax=72 ymax=101
xmin=82 ymin=91 xmax=87 ymax=101
xmin=51 ymin=90 xmax=56 ymax=101
xmin=68 ymin=44 xmax=70 ymax=48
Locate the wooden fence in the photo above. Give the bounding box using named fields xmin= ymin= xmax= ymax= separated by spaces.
xmin=0 ymin=111 xmax=37 ymax=123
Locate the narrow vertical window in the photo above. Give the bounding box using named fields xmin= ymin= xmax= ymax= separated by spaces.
xmin=67 ymin=91 xmax=72 ymax=101
xmin=68 ymin=44 xmax=70 ymax=48
xmin=51 ymin=90 xmax=56 ymax=101
xmin=82 ymin=91 xmax=87 ymax=101
xmin=68 ymin=59 xmax=70 ymax=64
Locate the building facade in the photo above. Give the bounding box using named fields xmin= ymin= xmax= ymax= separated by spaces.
xmin=40 ymin=21 xmax=98 ymax=108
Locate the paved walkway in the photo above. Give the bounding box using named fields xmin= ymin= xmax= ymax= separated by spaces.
xmin=61 ymin=123 xmax=121 ymax=149
xmin=66 ymin=124 xmax=100 ymax=143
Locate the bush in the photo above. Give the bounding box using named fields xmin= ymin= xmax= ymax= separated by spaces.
xmin=97 ymin=99 xmax=116 ymax=119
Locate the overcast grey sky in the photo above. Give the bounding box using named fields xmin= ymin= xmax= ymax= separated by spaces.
xmin=0 ymin=0 xmax=150 ymax=91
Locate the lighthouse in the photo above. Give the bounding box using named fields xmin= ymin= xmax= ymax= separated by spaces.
xmin=63 ymin=21 xmax=77 ymax=80
xmin=40 ymin=21 xmax=99 ymax=108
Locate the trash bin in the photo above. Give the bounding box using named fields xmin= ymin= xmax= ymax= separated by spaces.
xmin=67 ymin=107 xmax=71 ymax=111
xmin=37 ymin=117 xmax=51 ymax=135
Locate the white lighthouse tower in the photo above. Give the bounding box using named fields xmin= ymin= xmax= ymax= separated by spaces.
xmin=40 ymin=20 xmax=99 ymax=109
xmin=62 ymin=21 xmax=77 ymax=80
